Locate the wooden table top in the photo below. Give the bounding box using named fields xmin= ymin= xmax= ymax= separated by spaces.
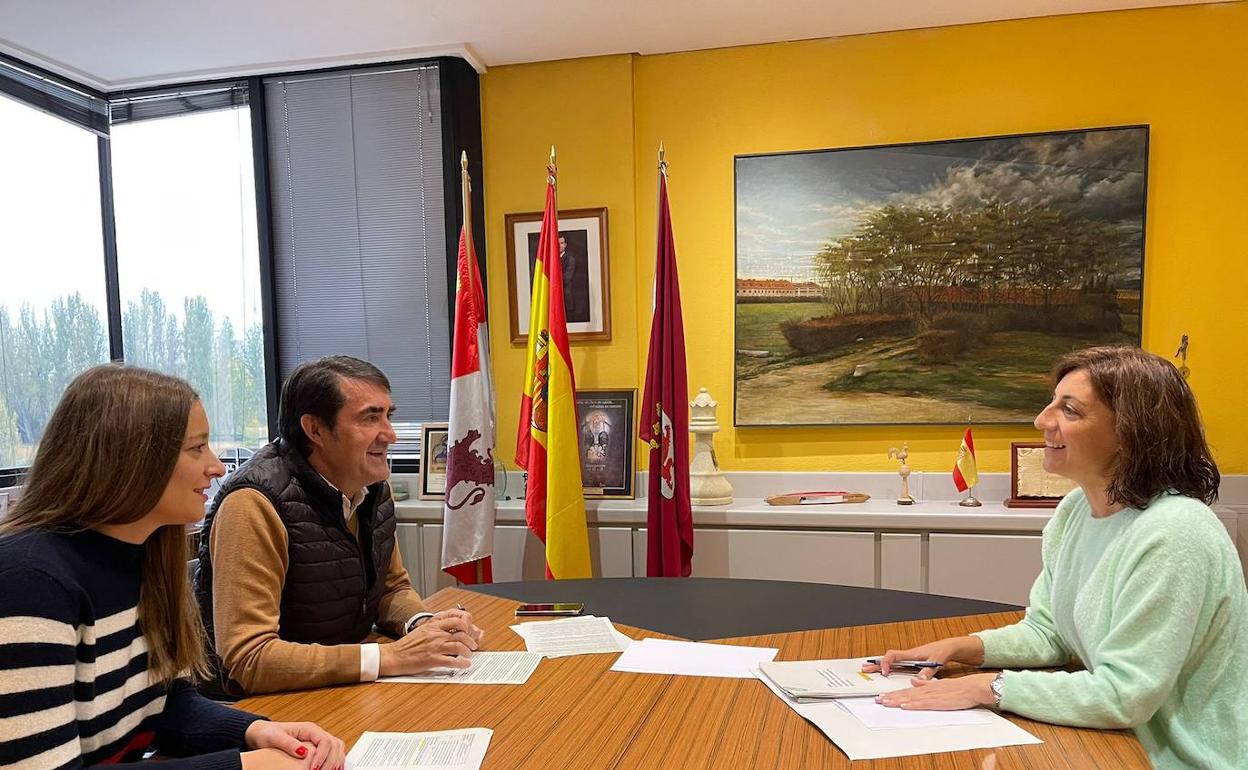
xmin=238 ymin=587 xmax=1149 ymax=769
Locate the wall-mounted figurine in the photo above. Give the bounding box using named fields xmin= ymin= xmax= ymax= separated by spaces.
xmin=1175 ymin=334 xmax=1190 ymax=379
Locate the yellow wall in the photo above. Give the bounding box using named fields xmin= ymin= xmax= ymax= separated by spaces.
xmin=481 ymin=2 xmax=1248 ymax=476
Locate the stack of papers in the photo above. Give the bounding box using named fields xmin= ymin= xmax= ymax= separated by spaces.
xmin=347 ymin=729 xmax=491 ymax=770
xmin=510 ymin=615 xmax=632 ymax=658
xmin=753 ymin=660 xmax=1041 ymax=760
xmin=610 ymin=638 xmax=778 ymax=678
xmin=378 ymin=651 xmax=542 ymax=685
xmin=757 ymin=658 xmax=915 ymax=701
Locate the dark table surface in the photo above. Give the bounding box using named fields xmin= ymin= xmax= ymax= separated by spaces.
xmin=467 ymin=577 xmax=1020 ymax=640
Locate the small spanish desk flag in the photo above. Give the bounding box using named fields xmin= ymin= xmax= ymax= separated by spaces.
xmin=952 ymin=427 xmax=979 ymax=492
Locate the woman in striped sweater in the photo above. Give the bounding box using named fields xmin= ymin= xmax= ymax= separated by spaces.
xmin=0 ymin=365 xmax=347 ymax=770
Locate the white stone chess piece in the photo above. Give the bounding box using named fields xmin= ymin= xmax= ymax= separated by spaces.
xmin=689 ymin=388 xmax=733 ymax=506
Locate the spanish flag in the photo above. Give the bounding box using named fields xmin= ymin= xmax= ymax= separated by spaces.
xmin=952 ymin=427 xmax=979 ymax=492
xmin=515 ymin=154 xmax=591 ymax=579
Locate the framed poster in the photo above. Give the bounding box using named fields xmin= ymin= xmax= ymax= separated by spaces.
xmin=734 ymin=125 xmax=1148 ymax=426
xmin=506 ymin=207 xmax=611 ymax=343
xmin=574 ymin=388 xmax=635 ymax=499
xmin=419 ymin=422 xmax=449 ymax=500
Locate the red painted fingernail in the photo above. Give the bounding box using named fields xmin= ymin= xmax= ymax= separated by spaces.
xmin=296 ymin=747 xmax=307 ymax=758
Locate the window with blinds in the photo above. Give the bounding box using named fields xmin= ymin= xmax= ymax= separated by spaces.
xmin=264 ymin=63 xmax=450 ymax=455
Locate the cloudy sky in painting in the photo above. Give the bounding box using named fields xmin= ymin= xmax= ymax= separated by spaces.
xmin=735 ymin=127 xmax=1147 ymax=281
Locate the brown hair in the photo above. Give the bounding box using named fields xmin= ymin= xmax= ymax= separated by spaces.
xmin=1053 ymin=346 xmax=1219 ymax=509
xmin=278 ymin=355 xmax=391 ymax=455
xmin=0 ymin=364 xmax=207 ymax=684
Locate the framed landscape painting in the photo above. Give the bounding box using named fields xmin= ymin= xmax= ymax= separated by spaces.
xmin=734 ymin=125 xmax=1148 ymax=426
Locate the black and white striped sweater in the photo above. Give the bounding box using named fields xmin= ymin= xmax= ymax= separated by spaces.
xmin=0 ymin=527 xmax=263 ymax=770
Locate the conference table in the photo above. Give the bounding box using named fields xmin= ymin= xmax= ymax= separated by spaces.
xmin=238 ymin=578 xmax=1149 ymax=769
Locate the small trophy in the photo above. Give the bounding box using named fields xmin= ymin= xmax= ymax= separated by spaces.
xmin=887 ymin=444 xmax=916 ymax=505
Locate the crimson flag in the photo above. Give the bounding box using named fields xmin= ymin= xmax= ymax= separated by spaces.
xmin=639 ymin=163 xmax=694 ymax=577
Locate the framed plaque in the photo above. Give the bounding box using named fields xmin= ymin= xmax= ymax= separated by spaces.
xmin=574 ymin=388 xmax=635 ymax=499
xmin=1005 ymin=442 xmax=1077 ymax=508
xmin=419 ymin=422 xmax=450 ymax=500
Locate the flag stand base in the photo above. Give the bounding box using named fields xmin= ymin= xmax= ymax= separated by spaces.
xmin=959 ymin=494 xmax=983 ymax=507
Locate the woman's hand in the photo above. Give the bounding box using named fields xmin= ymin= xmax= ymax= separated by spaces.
xmin=876 ymin=672 xmax=998 ymax=711
xmin=245 ymin=720 xmax=347 ymax=770
xmin=861 ymin=635 xmax=985 ymax=679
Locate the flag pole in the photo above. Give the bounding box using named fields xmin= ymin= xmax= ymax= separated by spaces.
xmin=959 ymin=416 xmax=982 ymax=507
xmin=460 ymin=151 xmax=475 ymax=288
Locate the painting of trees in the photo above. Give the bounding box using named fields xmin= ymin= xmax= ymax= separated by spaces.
xmin=735 ymin=126 xmax=1146 ymax=425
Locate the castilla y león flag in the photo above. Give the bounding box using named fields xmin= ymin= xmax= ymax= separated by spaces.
xmin=639 ymin=160 xmax=693 ymax=577
xmin=953 ymin=427 xmax=979 ymax=492
xmin=441 ymin=156 xmax=495 ymax=584
xmin=516 ymin=158 xmax=591 ymax=580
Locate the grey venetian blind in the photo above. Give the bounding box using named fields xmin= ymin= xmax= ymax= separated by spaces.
xmin=265 ymin=64 xmax=450 ymax=428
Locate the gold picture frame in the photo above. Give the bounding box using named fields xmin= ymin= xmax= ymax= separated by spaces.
xmin=505 ymin=207 xmax=611 ymax=343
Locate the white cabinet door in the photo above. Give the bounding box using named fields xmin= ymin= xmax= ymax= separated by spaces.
xmin=928 ymin=534 xmax=1042 ymax=605
xmin=418 ymin=524 xmax=459 ymax=597
xmin=419 ymin=525 xmax=637 ymax=586
xmin=690 ymin=529 xmax=875 ymax=586
xmin=880 ymin=533 xmax=922 ymax=592
xmin=394 ymin=523 xmax=426 ymax=594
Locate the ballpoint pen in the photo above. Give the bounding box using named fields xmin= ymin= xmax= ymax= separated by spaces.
xmin=865 ymin=657 xmax=942 ymax=671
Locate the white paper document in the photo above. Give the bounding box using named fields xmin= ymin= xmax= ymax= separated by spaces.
xmin=754 ymin=664 xmax=1041 ymax=760
xmin=378 ymin=652 xmax=542 ymax=685
xmin=510 ymin=615 xmax=632 ymax=658
xmin=758 ymin=658 xmax=916 ymax=701
xmin=347 ymin=729 xmax=491 ymax=770
xmin=838 ymin=696 xmax=997 ymax=730
xmin=610 ymin=638 xmax=778 ymax=678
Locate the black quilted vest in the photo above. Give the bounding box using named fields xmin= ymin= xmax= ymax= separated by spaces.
xmin=193 ymin=439 xmax=396 ymax=696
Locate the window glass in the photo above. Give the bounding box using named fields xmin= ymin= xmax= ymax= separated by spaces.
xmin=111 ymin=103 xmax=268 ymax=458
xmin=0 ymin=94 xmax=109 ymax=469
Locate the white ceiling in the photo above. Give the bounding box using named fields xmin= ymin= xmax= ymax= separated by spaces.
xmin=0 ymin=0 xmax=1230 ymax=91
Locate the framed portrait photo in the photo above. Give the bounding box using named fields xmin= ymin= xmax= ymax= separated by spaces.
xmin=419 ymin=422 xmax=450 ymax=500
xmin=575 ymin=388 xmax=635 ymax=499
xmin=506 ymin=207 xmax=611 ymax=343
xmin=1004 ymin=442 xmax=1077 ymax=508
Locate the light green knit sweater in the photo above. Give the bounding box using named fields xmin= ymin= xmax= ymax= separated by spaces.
xmin=974 ymin=489 xmax=1247 ymax=769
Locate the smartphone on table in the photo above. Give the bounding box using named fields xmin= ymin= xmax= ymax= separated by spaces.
xmin=514 ymin=602 xmax=585 ymax=616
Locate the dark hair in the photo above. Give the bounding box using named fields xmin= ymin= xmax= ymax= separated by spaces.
xmin=0 ymin=364 xmax=207 ymax=684
xmin=1053 ymin=346 xmax=1219 ymax=508
xmin=278 ymin=355 xmax=391 ymax=455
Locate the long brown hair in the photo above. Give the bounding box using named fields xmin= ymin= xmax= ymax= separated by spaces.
xmin=0 ymin=364 xmax=208 ymax=684
xmin=1053 ymin=346 xmax=1219 ymax=509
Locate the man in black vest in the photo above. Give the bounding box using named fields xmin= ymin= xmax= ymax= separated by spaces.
xmin=195 ymin=356 xmax=483 ymax=696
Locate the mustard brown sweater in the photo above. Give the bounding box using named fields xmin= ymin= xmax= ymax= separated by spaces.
xmin=207 ymin=488 xmax=427 ymax=694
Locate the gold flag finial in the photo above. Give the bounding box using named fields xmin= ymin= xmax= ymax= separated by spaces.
xmin=550 ymin=145 xmax=556 ymax=165
xmin=460 ymin=150 xmax=467 ymax=172
xmin=547 ymin=145 xmax=557 ymax=185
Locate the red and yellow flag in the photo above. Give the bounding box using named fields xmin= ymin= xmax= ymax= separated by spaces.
xmin=952 ymin=427 xmax=979 ymax=492
xmin=515 ymin=157 xmax=591 ymax=579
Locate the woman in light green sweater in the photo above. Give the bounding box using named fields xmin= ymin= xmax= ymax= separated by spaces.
xmin=867 ymin=347 xmax=1246 ymax=770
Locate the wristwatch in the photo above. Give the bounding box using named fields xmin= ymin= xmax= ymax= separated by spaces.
xmin=404 ymin=612 xmax=435 ymax=635
xmin=989 ymin=672 xmax=1006 ymax=708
